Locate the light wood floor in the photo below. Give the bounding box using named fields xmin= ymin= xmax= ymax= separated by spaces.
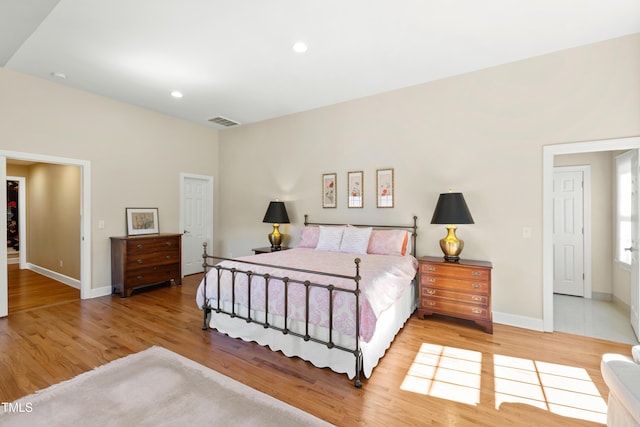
xmin=1 ymin=267 xmax=631 ymax=426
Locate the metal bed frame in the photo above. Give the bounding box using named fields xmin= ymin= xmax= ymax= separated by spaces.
xmin=199 ymin=215 xmax=417 ymax=387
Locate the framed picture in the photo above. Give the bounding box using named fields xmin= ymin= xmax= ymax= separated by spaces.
xmin=322 ymin=173 xmax=337 ymax=208
xmin=376 ymin=168 xmax=394 ymax=208
xmin=126 ymin=208 xmax=159 ymax=235
xmin=348 ymin=171 xmax=363 ymax=208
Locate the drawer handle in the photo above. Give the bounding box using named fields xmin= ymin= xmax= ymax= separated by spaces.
xmin=426 ymin=301 xmax=436 ymax=307
xmin=137 ymin=244 xmax=144 ymax=249
xmin=471 ymin=271 xmax=482 ymax=277
xmin=427 ymin=278 xmax=436 ymax=283
xmin=471 ymin=296 xmax=482 ymax=302
xmin=136 ymin=259 xmax=143 ymax=264
xmin=426 ymin=266 xmax=436 ymax=271
xmin=166 ymin=255 xmax=172 ymax=260
xmin=136 ymin=275 xmax=144 ymax=280
xmin=472 ymin=284 xmax=481 ymax=289
xmin=426 ymin=289 xmax=436 ymax=295
xmin=166 ymin=242 xmax=173 ymax=246
xmin=471 ymin=308 xmax=482 ymax=314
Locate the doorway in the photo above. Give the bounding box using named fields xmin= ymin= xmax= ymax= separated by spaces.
xmin=543 ymin=137 xmax=640 ymax=342
xmin=180 ymin=173 xmax=214 ymax=276
xmin=0 ymin=151 xmax=91 ymax=318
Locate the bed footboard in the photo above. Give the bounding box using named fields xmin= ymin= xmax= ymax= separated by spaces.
xmin=199 ymin=242 xmax=364 ymax=388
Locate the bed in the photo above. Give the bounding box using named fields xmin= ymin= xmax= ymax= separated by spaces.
xmin=196 ymin=215 xmax=418 ymax=387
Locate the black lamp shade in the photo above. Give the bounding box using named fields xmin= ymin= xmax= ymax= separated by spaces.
xmin=431 ymin=193 xmax=474 ymax=225
xmin=262 ymin=201 xmax=290 ymax=224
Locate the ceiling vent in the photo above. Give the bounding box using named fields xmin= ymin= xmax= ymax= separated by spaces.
xmin=208 ymin=116 xmax=240 ymax=127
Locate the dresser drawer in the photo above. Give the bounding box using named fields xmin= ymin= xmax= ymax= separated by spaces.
xmin=420 ymin=262 xmax=490 ymax=282
xmin=420 ymin=275 xmax=489 ymax=294
xmin=126 ymin=236 xmax=181 ymax=255
xmin=126 ymin=264 xmax=180 ymax=287
xmin=421 ymin=298 xmax=490 ymax=321
xmin=125 ymin=250 xmax=180 ymax=270
xmin=421 ymin=287 xmax=489 ymax=306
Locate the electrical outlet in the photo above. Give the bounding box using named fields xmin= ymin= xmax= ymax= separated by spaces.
xmin=59 ymin=260 xmax=63 ymax=267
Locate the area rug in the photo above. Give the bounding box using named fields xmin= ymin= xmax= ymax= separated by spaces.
xmin=0 ymin=346 xmax=333 ymax=427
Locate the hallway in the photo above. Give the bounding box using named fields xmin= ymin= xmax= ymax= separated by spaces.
xmin=554 ymin=293 xmax=639 ymax=345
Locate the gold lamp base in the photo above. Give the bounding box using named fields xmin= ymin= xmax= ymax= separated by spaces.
xmin=439 ymin=225 xmax=464 ymax=262
xmin=268 ymin=223 xmax=282 ymax=251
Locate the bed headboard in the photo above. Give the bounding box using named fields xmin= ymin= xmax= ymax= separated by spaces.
xmin=303 ymin=214 xmax=418 ymax=258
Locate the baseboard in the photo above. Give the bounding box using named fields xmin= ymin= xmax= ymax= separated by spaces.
xmin=89 ymin=285 xmax=112 ymax=298
xmin=27 ymin=263 xmax=80 ymax=289
xmin=493 ymin=311 xmax=544 ymax=332
xmin=592 ymin=292 xmax=612 ymax=301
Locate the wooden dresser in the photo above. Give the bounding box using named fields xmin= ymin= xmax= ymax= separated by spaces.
xmin=417 ymin=256 xmax=493 ymax=333
xmin=110 ymin=234 xmax=182 ymax=298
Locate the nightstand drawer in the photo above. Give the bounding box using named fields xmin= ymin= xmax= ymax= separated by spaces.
xmin=420 ymin=263 xmax=490 ymax=281
xmin=419 ymin=275 xmax=489 ymax=294
xmin=421 ymin=287 xmax=489 ymax=306
xmin=421 ymin=298 xmax=490 ymax=321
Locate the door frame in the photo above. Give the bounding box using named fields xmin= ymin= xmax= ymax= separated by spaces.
xmin=552 ymin=165 xmax=592 ymax=299
xmin=543 ymin=136 xmax=640 ymax=332
xmin=0 ymin=151 xmax=91 ymax=318
xmin=179 ymin=173 xmax=214 ymax=276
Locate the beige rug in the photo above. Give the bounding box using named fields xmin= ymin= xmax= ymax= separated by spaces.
xmin=0 ymin=346 xmax=333 ymax=427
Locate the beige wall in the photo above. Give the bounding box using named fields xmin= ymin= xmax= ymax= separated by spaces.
xmin=217 ymin=33 xmax=640 ymax=325
xmin=0 ymin=68 xmax=220 ymax=291
xmin=554 ymin=152 xmax=613 ymax=298
xmin=28 ymin=163 xmax=81 ymax=279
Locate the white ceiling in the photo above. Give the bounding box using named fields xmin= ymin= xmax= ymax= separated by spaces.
xmin=2 ymin=0 xmax=640 ymax=130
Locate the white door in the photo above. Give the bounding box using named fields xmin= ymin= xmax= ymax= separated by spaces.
xmin=630 ymin=150 xmax=640 ymax=339
xmin=181 ymin=174 xmax=213 ymax=276
xmin=553 ymin=169 xmax=585 ymax=296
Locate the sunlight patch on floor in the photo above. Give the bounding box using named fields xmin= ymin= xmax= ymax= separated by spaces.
xmin=401 ymin=343 xmax=607 ymax=424
xmin=400 ymin=343 xmax=482 ymax=405
xmin=494 ymin=355 xmax=607 ymax=424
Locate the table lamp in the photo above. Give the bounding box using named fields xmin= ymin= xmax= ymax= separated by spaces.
xmin=262 ymin=201 xmax=290 ymax=251
xmin=430 ymin=192 xmax=474 ymax=262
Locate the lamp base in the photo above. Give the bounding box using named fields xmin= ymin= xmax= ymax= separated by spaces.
xmin=268 ymin=224 xmax=282 ymax=251
xmin=439 ymin=225 xmax=464 ymax=262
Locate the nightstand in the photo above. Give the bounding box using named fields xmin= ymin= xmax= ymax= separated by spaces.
xmin=252 ymin=247 xmax=288 ymax=255
xmin=417 ymin=256 xmax=493 ymax=333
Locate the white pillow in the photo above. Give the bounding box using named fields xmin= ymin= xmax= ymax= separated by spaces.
xmin=315 ymin=226 xmax=345 ymax=252
xmin=633 ymin=345 xmax=640 ymax=364
xmin=339 ymin=227 xmax=372 ymax=254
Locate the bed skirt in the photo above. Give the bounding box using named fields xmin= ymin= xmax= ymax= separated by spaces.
xmin=206 ymin=280 xmax=417 ymax=379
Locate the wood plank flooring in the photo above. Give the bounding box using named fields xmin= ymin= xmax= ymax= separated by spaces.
xmin=0 ymin=267 xmax=631 ymax=426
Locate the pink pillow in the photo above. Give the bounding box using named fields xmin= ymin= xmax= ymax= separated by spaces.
xmin=297 ymin=226 xmax=320 ymax=248
xmin=367 ymin=229 xmax=408 ymax=256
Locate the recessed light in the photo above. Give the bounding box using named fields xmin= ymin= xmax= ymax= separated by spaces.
xmin=171 ymin=90 xmax=183 ymax=98
xmin=51 ymin=72 xmax=67 ymax=79
xmin=292 ymin=42 xmax=308 ymax=53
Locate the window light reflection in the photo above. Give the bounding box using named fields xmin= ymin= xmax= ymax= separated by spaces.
xmin=401 ymin=344 xmax=607 ymax=425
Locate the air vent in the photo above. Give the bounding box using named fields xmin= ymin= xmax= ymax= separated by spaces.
xmin=208 ymin=116 xmax=240 ymax=127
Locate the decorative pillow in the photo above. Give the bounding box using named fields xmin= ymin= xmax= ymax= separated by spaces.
xmin=367 ymin=229 xmax=408 ymax=256
xmin=315 ymin=226 xmax=345 ymax=252
xmin=297 ymin=226 xmax=320 ymax=248
xmin=339 ymin=226 xmax=372 ymax=254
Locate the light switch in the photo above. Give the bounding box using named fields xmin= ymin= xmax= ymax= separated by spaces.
xmin=98 ymin=220 xmax=105 ymax=229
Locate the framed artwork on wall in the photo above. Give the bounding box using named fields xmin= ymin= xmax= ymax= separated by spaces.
xmin=347 ymin=171 xmax=363 ymax=208
xmin=126 ymin=207 xmax=159 ymax=235
xmin=322 ymin=173 xmax=337 ymax=208
xmin=376 ymin=168 xmax=394 ymax=208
